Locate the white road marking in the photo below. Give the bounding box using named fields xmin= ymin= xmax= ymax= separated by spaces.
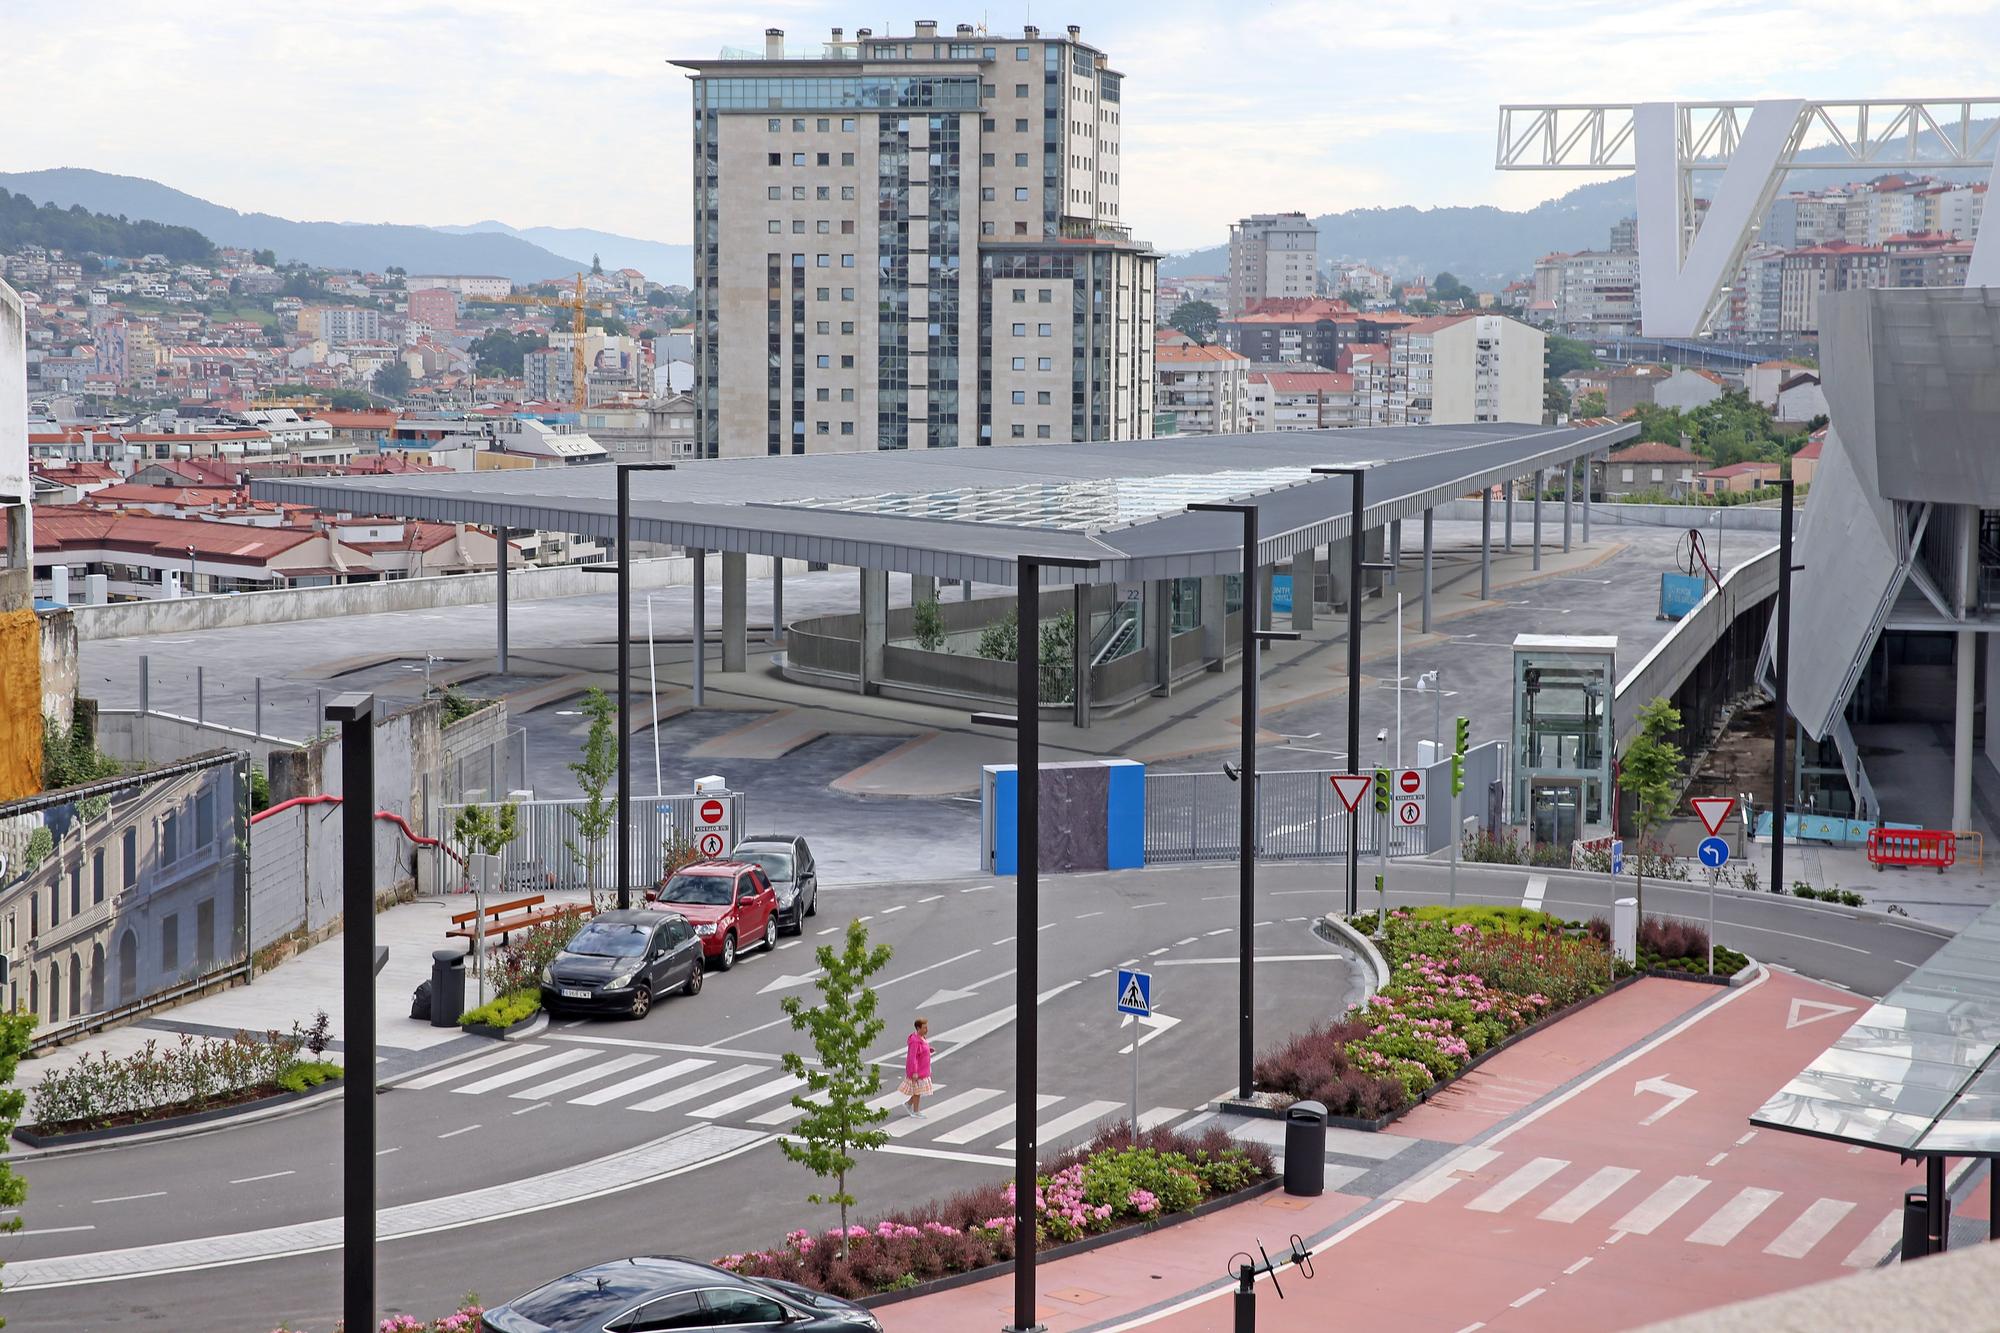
xmin=437 ymin=1124 xmax=481 ymax=1140
xmin=512 ymin=1053 xmax=654 ymax=1101
xmin=937 ymin=1093 xmax=1061 ymax=1145
xmin=960 ymin=885 xmax=991 ymax=893
xmin=375 ymin=1147 xmax=400 ymax=1157
xmin=510 ymin=1103 xmax=549 ymax=1116
xmin=1563 ymin=1257 xmax=1592 ymax=1276
xmin=992 ymin=936 xmax=1015 ymax=946
xmin=1688 ymin=1187 xmax=1782 ymax=1246
xmin=1510 ymin=1289 xmax=1546 ymax=1309
xmin=919 ymin=895 xmax=943 ymax=903
xmin=1764 ymin=1198 xmax=1855 ymax=1259
xmin=1038 ymin=922 xmax=1056 ymax=931
xmin=1467 ymin=1157 xmax=1568 ymax=1213
xmin=1537 ymin=1166 xmax=1637 ymax=1224
xmin=93 ymin=1192 xmax=166 ymax=1204
xmin=1391 ymin=1146 xmax=1502 ymax=1202
xmin=777 ymin=941 xmax=801 ymax=950
xmin=998 ymin=1099 xmax=1123 ymax=1151
xmin=1736 ymin=1131 xmax=1757 ymax=1146
xmin=1129 ymin=902 xmax=1164 ymax=909
xmin=1612 ymin=1176 xmax=1711 ymax=1235
xmin=690 ymin=1074 xmax=807 ymax=1120
xmin=229 ymin=1172 xmax=294 ymax=1186
xmin=881 ymin=905 xmax=906 ymax=914
xmin=1138 ymin=1106 xmax=1188 ymax=1132
xmin=885 ymin=1088 xmax=1004 ymax=1138
xmin=1706 ymin=1152 xmax=1728 ymax=1167
xmin=817 ymin=927 xmax=838 ymax=935
xmin=16 ymin=1226 xmax=94 ymax=1237
xmin=1076 ymin=911 xmax=1104 ymax=920
xmin=875 ymin=1142 xmax=1013 ymax=1167
xmin=400 ymin=1042 xmax=544 ymax=1090
xmin=1175 ymin=936 xmax=1198 ymax=946
xmin=1087 ymin=968 xmax=1110 ymax=979
xmin=455 ymin=1048 xmax=595 ymax=1096
xmin=1842 ymin=1209 xmax=1904 ymax=1267
xmin=568 ymin=1057 xmax=712 ymax=1107
xmin=1147 ymin=947 xmax=1170 ymax=956
xmin=1522 ymin=875 xmax=1547 ymax=911
xmin=1154 ymin=954 xmax=1341 ymax=966
xmin=629 ymin=1064 xmax=765 ymax=1113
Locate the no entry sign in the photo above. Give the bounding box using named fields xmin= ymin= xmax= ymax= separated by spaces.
xmin=1398 ymin=769 xmax=1425 ymax=797
xmin=695 ymin=795 xmax=732 ymax=860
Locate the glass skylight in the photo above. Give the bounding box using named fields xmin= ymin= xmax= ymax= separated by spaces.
xmin=778 ymin=467 xmax=1319 ymax=533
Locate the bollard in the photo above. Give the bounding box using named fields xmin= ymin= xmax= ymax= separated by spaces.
xmin=1234 ymin=1262 xmax=1256 ymax=1333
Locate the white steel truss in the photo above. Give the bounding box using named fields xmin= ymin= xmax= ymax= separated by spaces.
xmin=1496 ymin=99 xmax=2000 ymax=337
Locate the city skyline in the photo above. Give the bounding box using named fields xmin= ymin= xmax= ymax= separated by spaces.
xmin=9 ymin=1 xmax=1999 ymax=256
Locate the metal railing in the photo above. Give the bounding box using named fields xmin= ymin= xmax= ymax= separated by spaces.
xmin=1142 ymin=769 xmax=1429 ymax=864
xmin=432 ymin=791 xmax=749 ymax=897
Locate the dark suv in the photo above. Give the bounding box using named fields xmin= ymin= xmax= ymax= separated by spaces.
xmin=730 ymin=835 xmax=818 ymax=935
xmin=541 ymin=910 xmax=703 ymax=1019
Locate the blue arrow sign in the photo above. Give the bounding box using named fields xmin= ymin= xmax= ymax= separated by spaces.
xmin=1697 ymin=836 xmax=1730 ymax=870
xmin=1610 ymin=839 xmax=1625 ymax=877
xmin=1116 ymin=968 xmax=1152 ymax=1017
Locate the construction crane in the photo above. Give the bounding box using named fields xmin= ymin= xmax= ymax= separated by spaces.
xmin=470 ymin=274 xmax=616 ymax=412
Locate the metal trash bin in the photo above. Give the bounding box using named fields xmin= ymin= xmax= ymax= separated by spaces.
xmin=430 ymin=949 xmax=467 ymax=1029
xmin=1284 ymin=1099 xmax=1328 ymax=1196
xmin=1902 ymin=1187 xmax=1946 ymax=1260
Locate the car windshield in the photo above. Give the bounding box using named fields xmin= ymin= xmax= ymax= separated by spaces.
xmin=565 ymin=922 xmax=651 ymax=958
xmin=661 ymin=873 xmax=734 ymax=906
xmin=734 ymin=849 xmax=793 ymax=880
xmin=508 ymin=1270 xmax=657 ymax=1325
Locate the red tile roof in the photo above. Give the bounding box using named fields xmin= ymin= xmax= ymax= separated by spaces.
xmin=1607 ymin=441 xmax=1703 ymax=465
xmin=1251 ymin=371 xmax=1354 ymax=394
xmin=1156 ymin=343 xmax=1248 ymax=364
xmin=31 ymin=508 xmax=324 ymax=563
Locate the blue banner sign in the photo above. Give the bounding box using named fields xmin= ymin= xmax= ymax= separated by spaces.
xmin=1659 ymin=572 xmax=1708 ymax=620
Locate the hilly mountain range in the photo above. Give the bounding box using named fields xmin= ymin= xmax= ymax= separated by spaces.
xmin=0 ymin=169 xmax=691 ymax=285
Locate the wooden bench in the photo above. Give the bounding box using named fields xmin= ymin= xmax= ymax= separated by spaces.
xmin=446 ymin=894 xmax=591 ymax=945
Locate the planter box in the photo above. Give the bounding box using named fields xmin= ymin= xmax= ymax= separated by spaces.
xmin=462 ymin=1012 xmax=539 ymax=1040
xmin=16 ymin=1075 xmax=342 ymax=1148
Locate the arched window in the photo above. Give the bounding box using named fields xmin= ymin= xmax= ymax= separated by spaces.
xmin=118 ymin=929 xmax=139 ymax=1005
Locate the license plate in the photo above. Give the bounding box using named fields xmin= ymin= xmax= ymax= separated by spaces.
xmin=561 ymin=988 xmax=591 ymax=999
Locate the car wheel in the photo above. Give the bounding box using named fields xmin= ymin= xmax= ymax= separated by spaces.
xmin=718 ymin=932 xmax=737 ymax=971
xmin=763 ymin=915 xmax=778 ymax=951
xmin=627 ymin=983 xmax=651 ymax=1020
xmin=782 ymin=909 xmax=802 ymax=937
xmin=805 ymin=887 xmax=817 ymax=917
xmin=684 ymin=961 xmax=704 ymax=996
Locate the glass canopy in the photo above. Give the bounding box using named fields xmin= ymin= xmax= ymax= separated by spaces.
xmin=780 ymin=467 xmax=1319 ymax=533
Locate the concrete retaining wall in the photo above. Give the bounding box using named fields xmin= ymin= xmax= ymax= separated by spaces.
xmin=248 ymin=797 xmax=344 ymax=952
xmin=66 ymin=553 xmax=787 ymax=642
xmin=39 ymin=608 xmax=76 ymax=730
xmin=97 ymin=710 xmax=296 ymax=768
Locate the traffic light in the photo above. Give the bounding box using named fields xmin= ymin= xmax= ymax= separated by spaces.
xmin=1452 ymin=716 xmax=1469 ymax=797
xmin=1372 ymin=767 xmax=1391 ymax=815
xmin=1454 ymin=715 xmax=1470 ymax=755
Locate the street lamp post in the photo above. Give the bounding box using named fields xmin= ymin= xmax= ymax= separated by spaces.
xmin=1771 ymin=477 xmax=1797 ymax=904
xmin=972 ymin=551 xmax=1098 ymax=1333
xmin=325 ymin=692 xmax=378 ymax=1333
xmin=1311 ymin=466 xmax=1395 ymax=916
xmin=1188 ymin=502 xmax=1299 ymax=1099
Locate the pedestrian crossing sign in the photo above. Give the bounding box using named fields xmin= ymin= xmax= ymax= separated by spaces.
xmin=1116 ymin=968 xmax=1152 ymax=1017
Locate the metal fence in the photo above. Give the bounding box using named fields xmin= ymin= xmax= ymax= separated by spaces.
xmin=1142 ymin=770 xmax=1430 ymax=863
xmin=432 ymin=791 xmax=749 ymax=896
xmin=442 ymin=725 xmax=529 ymax=806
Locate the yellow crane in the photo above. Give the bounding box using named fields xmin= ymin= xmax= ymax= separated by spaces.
xmin=470 ymin=274 xmax=616 ymax=412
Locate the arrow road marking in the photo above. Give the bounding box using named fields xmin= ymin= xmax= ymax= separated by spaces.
xmin=1785 ymin=998 xmax=1858 ymax=1030
xmin=1118 ymin=1012 xmax=1180 ymax=1054
xmin=1634 ymin=1074 xmax=1697 ymax=1126
xmin=918 ymin=966 xmax=1016 ymax=1009
xmin=757 ymin=970 xmax=823 ymax=995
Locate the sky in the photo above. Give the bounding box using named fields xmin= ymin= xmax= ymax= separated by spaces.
xmin=9 ymin=0 xmax=2000 ymax=254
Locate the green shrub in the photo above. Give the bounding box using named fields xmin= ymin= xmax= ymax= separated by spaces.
xmin=488 ymin=914 xmax=588 ymax=997
xmin=1407 ymin=905 xmax=1565 ymax=935
xmin=30 ymin=1026 xmax=311 ymax=1131
xmin=911 ymin=598 xmax=947 ymax=652
xmin=276 ymin=1061 xmax=344 ymax=1094
xmin=460 ymin=991 xmax=541 ymax=1029
xmin=1837 ymin=890 xmax=1865 ymax=907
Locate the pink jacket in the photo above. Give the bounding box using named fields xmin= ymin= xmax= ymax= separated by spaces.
xmin=906 ymin=1031 xmax=932 ymax=1080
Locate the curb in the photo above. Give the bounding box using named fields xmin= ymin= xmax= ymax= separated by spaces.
xmin=1317 ymin=913 xmax=1390 ymax=994
xmin=1729 ymin=957 xmax=1765 ymax=989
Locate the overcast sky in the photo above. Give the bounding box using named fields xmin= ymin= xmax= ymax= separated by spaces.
xmin=10 ymin=1 xmax=2000 ymax=253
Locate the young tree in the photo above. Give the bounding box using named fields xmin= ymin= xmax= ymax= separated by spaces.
xmin=1621 ymin=697 xmax=1686 ymax=927
xmin=1167 ymin=299 xmax=1220 ymax=346
xmin=0 ymin=1007 xmax=33 ymax=1320
xmin=452 ymin=800 xmax=519 ymax=861
xmin=565 ymin=687 xmax=618 ymax=891
xmin=1576 ymin=389 xmax=1607 ymax=419
xmin=911 ymin=596 xmax=947 ymax=652
xmin=778 ymin=919 xmax=893 ymax=1258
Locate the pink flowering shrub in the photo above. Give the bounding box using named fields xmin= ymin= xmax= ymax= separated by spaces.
xmin=274 ymin=1303 xmax=485 ymax=1333
xmin=716 ymin=1123 xmax=1270 ymax=1299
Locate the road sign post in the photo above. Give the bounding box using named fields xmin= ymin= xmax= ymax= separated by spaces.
xmin=1450 ymin=716 xmax=1468 ymax=908
xmin=694 ymin=795 xmax=733 ymax=861
xmin=1117 ymin=969 xmax=1152 ymax=1137
xmin=1328 ymin=775 xmax=1372 ymax=913
xmin=1692 ymin=798 xmax=1736 ymax=979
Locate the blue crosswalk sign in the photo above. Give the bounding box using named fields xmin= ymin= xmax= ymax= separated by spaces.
xmin=1697 ymin=836 xmax=1730 ymax=870
xmin=1116 ymin=968 xmax=1152 ymax=1017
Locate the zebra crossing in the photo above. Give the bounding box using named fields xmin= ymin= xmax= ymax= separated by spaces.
xmin=398 ymin=1041 xmax=1185 ymax=1153
xmin=1390 ymin=1148 xmax=1899 ymax=1267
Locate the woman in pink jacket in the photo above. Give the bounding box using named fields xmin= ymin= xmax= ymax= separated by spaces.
xmin=898 ymin=1017 xmax=933 ymax=1118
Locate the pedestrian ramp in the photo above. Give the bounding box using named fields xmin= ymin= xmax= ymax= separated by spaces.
xmin=398 ymin=1041 xmax=1189 ymax=1154
xmin=1387 ymin=1148 xmax=1898 ymax=1268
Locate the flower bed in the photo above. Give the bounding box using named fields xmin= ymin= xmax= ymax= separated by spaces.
xmin=265 ymin=1302 xmax=485 ymax=1332
xmin=1587 ymin=915 xmax=1750 ymax=979
xmin=1255 ymin=908 xmax=1612 ymax=1119
xmin=716 ymin=1123 xmax=1271 ymax=1300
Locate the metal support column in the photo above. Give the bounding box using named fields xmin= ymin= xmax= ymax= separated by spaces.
xmin=721 ymin=551 xmax=747 ymax=672
xmin=1480 ymin=491 xmax=1493 ymax=601
xmin=617 ymin=464 xmax=674 ymax=907
xmin=1772 ymin=478 xmax=1794 ymax=909
xmin=1532 ymin=470 xmax=1544 ymax=571
xmin=1388 ymin=519 xmax=1401 ymax=586
xmin=326 ymin=692 xmax=377 ymax=1333
xmin=690 ymin=547 xmax=707 ymax=707
xmin=495 ymin=526 xmax=510 ymax=674
xmin=1504 ymin=479 xmax=1514 ymax=552
xmin=1562 ymin=459 xmax=1574 ymax=553
xmin=770 ymin=558 xmax=784 ymax=643
xmin=1072 ymin=582 xmax=1090 ymax=730
xmin=1421 ymin=508 xmax=1434 ymax=634
xmin=1928 ymin=1156 xmax=1948 ymax=1256
xmin=1582 ymin=456 xmax=1592 ymax=544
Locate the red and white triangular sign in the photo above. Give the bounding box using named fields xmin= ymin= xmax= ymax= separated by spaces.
xmin=1691 ymin=796 xmax=1736 ymax=837
xmin=1329 ymin=774 xmax=1373 ymax=813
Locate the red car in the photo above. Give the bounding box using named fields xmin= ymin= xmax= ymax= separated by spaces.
xmin=647 ymin=860 xmax=779 ymax=971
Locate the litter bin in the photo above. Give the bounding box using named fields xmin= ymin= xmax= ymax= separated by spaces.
xmin=1902 ymin=1187 xmax=1947 ymax=1260
xmin=430 ymin=949 xmax=467 ymax=1029
xmin=1284 ymin=1100 xmax=1328 ymax=1196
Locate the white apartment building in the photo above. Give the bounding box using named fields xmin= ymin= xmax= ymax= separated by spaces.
xmin=1328 ymin=262 xmax=1391 ymax=304
xmin=403 ymin=275 xmax=513 ymax=300
xmin=1227 ymin=213 xmax=1318 ymax=316
xmin=1245 ymin=369 xmax=1357 ymax=431
xmin=677 ymin=22 xmax=1156 ymax=458
xmin=1373 ymin=314 xmax=1544 ymax=427
xmin=1155 ymin=341 xmax=1248 ymax=435
xmin=318 ymin=307 xmax=383 ymax=344
xmin=1553 ymin=251 xmax=1640 ymax=338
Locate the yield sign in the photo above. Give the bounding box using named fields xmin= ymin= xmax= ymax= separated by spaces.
xmin=1786 ymin=998 xmax=1857 ymax=1030
xmin=1329 ymin=774 xmax=1373 ymax=813
xmin=1691 ymin=796 xmax=1736 ymax=837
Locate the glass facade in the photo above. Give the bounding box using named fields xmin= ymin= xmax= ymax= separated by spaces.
xmin=925 ymin=113 xmax=963 ymax=447
xmin=698 ymin=75 xmax=979 ymax=111
xmin=876 ymin=116 xmax=910 ymax=449
xmin=1510 ymin=640 xmax=1617 ymax=843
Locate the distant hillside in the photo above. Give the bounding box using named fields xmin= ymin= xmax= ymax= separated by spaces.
xmin=435 ymin=221 xmax=691 ymax=287
xmin=0 ymin=187 xmax=215 ymax=265
xmin=0 ymin=169 xmax=591 ymax=282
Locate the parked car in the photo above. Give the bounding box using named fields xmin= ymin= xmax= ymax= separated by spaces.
xmin=482 ymin=1256 xmax=881 ymax=1332
xmin=730 ymin=835 xmax=818 ymax=935
xmin=540 ymin=910 xmax=703 ymax=1019
xmin=646 ymin=861 xmax=778 ymax=971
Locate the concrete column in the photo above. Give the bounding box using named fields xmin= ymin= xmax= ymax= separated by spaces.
xmin=690 ymin=547 xmax=707 ymax=706
xmin=1364 ymin=526 xmax=1387 ymax=598
xmin=1987 ymin=631 xmax=2000 ymax=774
xmin=1200 ymin=574 xmax=1226 ymax=669
xmin=1148 ymin=578 xmax=1174 ymax=696
xmin=1256 ymin=565 xmax=1275 ymax=631
xmin=1289 ymin=554 xmax=1314 ymax=632
xmin=1955 ymin=629 xmax=1976 ymax=830
xmin=721 ymin=551 xmax=747 ymax=672
xmin=1326 ymin=537 xmax=1353 ymax=610
xmin=1532 ymin=470 xmax=1545 ymax=572
xmin=1562 ymin=460 xmax=1574 ymax=553
xmin=1504 ymin=479 xmax=1515 ymax=552
xmin=1480 ymin=492 xmax=1493 ymax=601
xmin=960 ymin=578 xmax=973 ymax=601
xmin=1421 ymin=508 xmax=1435 ymax=634
xmin=858 ymin=567 xmax=887 ymax=695
xmin=770 ymin=558 xmax=784 ymax=642
xmin=1582 ymin=456 xmax=1593 ymax=544
xmin=1072 ymin=582 xmax=1090 ymax=729
xmin=495 ymin=526 xmax=510 ymax=674
xmin=912 ymin=573 xmax=936 ymax=605
xmin=1388 ymin=519 xmax=1402 ymax=586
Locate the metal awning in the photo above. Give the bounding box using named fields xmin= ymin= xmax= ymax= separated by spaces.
xmin=1751 ymin=900 xmax=2000 ymax=1159
xmin=249 ymin=421 xmax=1636 ymax=586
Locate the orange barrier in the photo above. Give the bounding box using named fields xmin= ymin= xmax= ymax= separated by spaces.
xmin=1954 ymin=830 xmax=1984 ymax=871
xmin=1866 ymin=827 xmax=1956 ymax=874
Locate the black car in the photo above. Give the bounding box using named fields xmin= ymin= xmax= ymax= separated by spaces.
xmin=541 ymin=910 xmax=703 ymax=1019
xmin=730 ymin=835 xmax=818 ymax=935
xmin=483 ymin=1256 xmax=881 ymax=1332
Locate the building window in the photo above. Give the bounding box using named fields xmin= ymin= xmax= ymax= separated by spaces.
xmin=841 ymin=388 xmax=855 ymax=401
xmin=1038 ymin=357 xmax=1053 ymax=370
xmin=841 ymin=321 xmax=854 ymax=334
xmin=768 ymin=220 xmax=781 ymax=233
xmin=1012 ymin=323 xmax=1026 ymax=336
xmin=815 ymin=421 xmax=830 ymax=435
xmin=123 ymin=828 xmax=136 ymax=887
xmin=768 ymin=118 xmax=781 ymax=131
xmin=842 ymin=117 xmax=856 ymax=131
xmin=1651 ymin=467 xmax=1664 ymax=482
xmin=1015 ymin=83 xmax=1029 ymax=97
xmin=1011 ymin=390 xmax=1025 ymax=404
xmin=817 ymin=117 xmax=829 ymax=131
xmin=93 ymin=849 xmax=105 ymax=904
xmin=841 ymin=254 xmax=855 ymax=267
xmin=815 ymin=186 xmax=829 ymax=199
xmin=816 ymin=287 xmax=829 ymax=300
xmin=981 ymin=187 xmax=995 ymax=201
xmin=1037 ymin=323 xmax=1052 ymax=336
xmin=792 ymin=118 xmax=804 ymax=131
xmin=816 ymin=386 xmax=830 ymax=400
xmin=816 ymin=355 xmax=830 ymax=368
xmin=981 ymin=152 xmax=995 ymax=166
xmin=1015 ymin=118 xmax=1028 ymax=132
xmin=840 ymin=185 xmax=855 ymax=199
xmin=1015 ymin=152 xmax=1029 ymax=166
xmin=816 ymin=320 xmax=830 ymax=334
xmin=840 ymin=152 xmax=854 ymax=166
xmin=1038 ymin=288 xmax=1052 ymax=302
xmin=792 ymin=185 xmax=806 ymax=199
xmin=816 ymin=220 xmax=829 ymax=234
xmin=1011 ymin=356 xmax=1026 ymax=370
xmin=816 ymin=254 xmax=829 ymax=267
xmin=1037 ymin=424 xmax=1052 ymax=438
xmin=1015 ymin=187 xmax=1030 ymax=201
xmin=1011 ymin=423 xmax=1026 ymax=437
xmin=840 ymin=421 xmax=855 ymax=435
xmin=1016 ymin=46 xmax=1030 ymax=59
xmin=767 ymin=186 xmax=781 ymax=199
xmin=1014 ymin=221 xmax=1029 ymax=235
xmin=840 ymin=354 xmax=854 ymax=367
xmin=816 ymin=152 xmax=829 ymax=165
xmin=841 ymin=287 xmax=854 ymax=300
xmin=768 ymin=152 xmax=781 ymax=166
xmin=1037 ymin=391 xmax=1051 ymax=405
xmin=792 ymin=152 xmax=805 ymax=165
xmin=1622 ymin=467 xmax=1634 ymax=483
xmin=161 ymin=811 xmax=179 ymax=866
xmin=162 ymin=913 xmax=179 ymax=973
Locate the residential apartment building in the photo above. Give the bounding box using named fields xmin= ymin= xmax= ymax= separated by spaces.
xmin=1245 ymin=369 xmax=1356 ymax=431
xmin=406 ymin=286 xmax=459 ymax=335
xmin=1372 ymin=314 xmax=1544 ymax=427
xmin=317 ymin=307 xmax=384 ymax=344
xmin=677 ymin=21 xmax=1156 ymax=458
xmin=1779 ymin=242 xmax=1889 ymax=336
xmin=1155 ymin=341 xmax=1248 ymax=435
xmin=403 ymin=275 xmax=513 ymax=300
xmin=1553 ymin=251 xmax=1640 ymax=338
xmin=1226 ymin=213 xmax=1318 ymax=316
xmin=1595 ymin=441 xmax=1702 ymax=500
xmin=1329 ymin=261 xmax=1391 ymax=303
xmin=93 ymin=321 xmax=158 ymax=391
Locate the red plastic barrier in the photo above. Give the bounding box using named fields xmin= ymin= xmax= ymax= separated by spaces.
xmin=1866 ymin=828 xmax=1956 ymax=874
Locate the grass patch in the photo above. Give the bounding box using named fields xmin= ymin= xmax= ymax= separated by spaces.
xmin=276 ymin=1060 xmax=344 ymax=1094
xmin=1405 ymin=905 xmax=1567 ymax=935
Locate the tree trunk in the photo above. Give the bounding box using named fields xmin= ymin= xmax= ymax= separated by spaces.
xmin=838 ymin=1171 xmax=848 ymax=1260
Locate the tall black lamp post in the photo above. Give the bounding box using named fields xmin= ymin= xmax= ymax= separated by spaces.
xmin=1771 ymin=476 xmax=1797 ymax=900
xmin=971 ymin=551 xmax=1097 ymax=1333
xmin=326 ymin=692 xmax=378 ymax=1333
xmin=1188 ymin=502 xmax=1298 ymax=1099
